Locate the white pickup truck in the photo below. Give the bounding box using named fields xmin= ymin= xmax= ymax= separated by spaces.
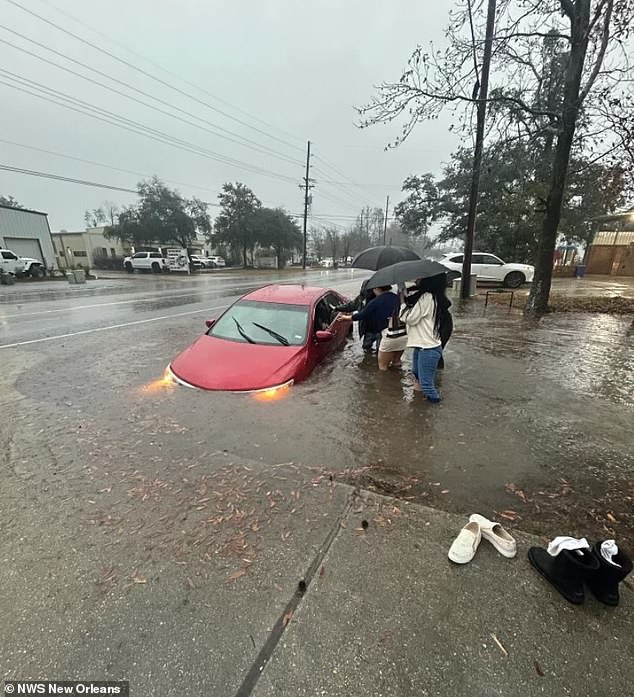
xmin=123 ymin=251 xmax=169 ymax=273
xmin=0 ymin=248 xmax=26 ymax=275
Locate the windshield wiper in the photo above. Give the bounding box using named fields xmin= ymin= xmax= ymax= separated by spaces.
xmin=252 ymin=322 xmax=290 ymax=346
xmin=232 ymin=316 xmax=256 ymax=344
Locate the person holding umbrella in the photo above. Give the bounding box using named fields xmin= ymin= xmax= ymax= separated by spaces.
xmin=336 ymin=284 xmax=399 ymax=357
xmin=400 ymin=274 xmax=451 ymax=402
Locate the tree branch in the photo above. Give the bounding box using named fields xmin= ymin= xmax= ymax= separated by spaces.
xmin=494 ymin=31 xmax=571 ymax=41
xmin=580 ymin=0 xmax=613 ymax=102
xmin=559 ymin=0 xmax=576 ymax=20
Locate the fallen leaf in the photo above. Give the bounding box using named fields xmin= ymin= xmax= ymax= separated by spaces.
xmin=497 ymin=510 xmax=519 ymax=521
xmin=319 ymin=566 xmax=325 ymax=577
xmin=441 ymin=490 xmax=450 ymax=495
xmin=534 ymin=661 xmax=544 ymax=677
xmin=187 ymin=577 xmax=196 ymax=589
xmin=490 ymin=633 xmax=508 ymax=657
xmin=607 ymin=512 xmax=618 ymax=523
xmin=282 ymin=611 xmax=294 ymax=627
xmin=132 ymin=575 xmax=147 ymax=585
xmin=228 ymin=568 xmax=247 ymax=582
xmin=274 ymin=583 xmax=283 ymax=592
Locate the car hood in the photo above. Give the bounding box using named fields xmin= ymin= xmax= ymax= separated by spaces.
xmin=170 ymin=334 xmax=305 ymax=391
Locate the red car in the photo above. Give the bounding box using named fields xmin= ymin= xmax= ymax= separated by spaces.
xmin=168 ymin=284 xmax=352 ymax=394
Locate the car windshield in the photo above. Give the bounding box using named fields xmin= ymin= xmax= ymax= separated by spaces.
xmin=209 ymin=300 xmax=309 ymax=346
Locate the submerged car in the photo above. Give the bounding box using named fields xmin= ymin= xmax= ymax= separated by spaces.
xmin=440 ymin=252 xmax=535 ymax=288
xmin=168 ymin=284 xmax=352 ymax=392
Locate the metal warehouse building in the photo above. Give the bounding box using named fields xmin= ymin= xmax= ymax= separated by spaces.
xmin=0 ymin=203 xmax=57 ymax=269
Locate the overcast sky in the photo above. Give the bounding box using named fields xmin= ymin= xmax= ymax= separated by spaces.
xmin=0 ymin=0 xmax=460 ymax=231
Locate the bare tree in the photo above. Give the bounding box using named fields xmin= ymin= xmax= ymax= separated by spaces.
xmin=358 ymin=0 xmax=634 ymax=314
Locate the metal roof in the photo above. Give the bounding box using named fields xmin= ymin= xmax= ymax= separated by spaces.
xmin=0 ymin=203 xmax=49 ymax=216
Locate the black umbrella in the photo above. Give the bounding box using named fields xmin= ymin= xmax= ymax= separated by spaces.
xmin=351 ymin=245 xmax=420 ymax=270
xmin=365 ymin=259 xmax=448 ymax=289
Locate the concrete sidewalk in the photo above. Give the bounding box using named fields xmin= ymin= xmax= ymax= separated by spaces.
xmin=253 ymin=489 xmax=633 ymax=697
xmin=2 ymin=447 xmax=631 ymax=696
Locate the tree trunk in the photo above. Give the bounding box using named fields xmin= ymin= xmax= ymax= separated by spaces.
xmin=525 ymin=0 xmax=591 ymax=316
xmin=242 ymin=243 xmax=248 ymax=268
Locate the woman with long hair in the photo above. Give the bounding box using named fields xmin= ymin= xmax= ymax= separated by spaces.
xmin=400 ymin=274 xmax=452 ymax=402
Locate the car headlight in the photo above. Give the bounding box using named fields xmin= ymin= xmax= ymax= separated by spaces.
xmin=165 ymin=365 xmax=196 ymax=388
xmin=250 ymin=379 xmax=294 ymax=401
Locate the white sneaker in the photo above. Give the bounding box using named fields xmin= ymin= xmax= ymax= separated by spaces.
xmin=469 ymin=514 xmax=517 ymax=558
xmin=448 ymin=521 xmax=482 ymax=564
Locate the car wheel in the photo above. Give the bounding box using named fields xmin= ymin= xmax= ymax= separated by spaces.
xmin=151 ymin=262 xmax=161 ymax=273
xmin=446 ymin=271 xmax=461 ymax=288
xmin=504 ymin=271 xmax=525 ymax=288
xmin=124 ymin=262 xmax=133 ymax=273
xmin=30 ymin=266 xmax=44 ymax=278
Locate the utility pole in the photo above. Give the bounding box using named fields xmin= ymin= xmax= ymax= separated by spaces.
xmin=461 ymin=0 xmax=497 ymax=299
xmin=382 ymin=195 xmax=390 ymax=245
xmin=301 ymin=140 xmax=312 ymax=270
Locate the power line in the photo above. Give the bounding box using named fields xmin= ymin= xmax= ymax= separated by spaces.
xmin=313 ymin=172 xmax=371 ymax=210
xmin=0 ymin=72 xmax=300 ymax=184
xmin=0 ymin=29 xmax=304 ymax=168
xmin=0 ymin=163 xmax=141 ymax=195
xmin=37 ymin=0 xmax=305 ymax=148
xmin=313 ymin=152 xmax=375 ymax=200
xmin=313 ymin=188 xmax=363 ymax=213
xmin=4 ymin=0 xmax=306 ymax=155
xmin=309 ymin=215 xmax=349 ymax=231
xmin=0 ymin=138 xmax=217 ymax=196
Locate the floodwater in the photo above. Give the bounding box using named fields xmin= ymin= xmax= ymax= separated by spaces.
xmin=5 ymin=279 xmax=634 ymax=547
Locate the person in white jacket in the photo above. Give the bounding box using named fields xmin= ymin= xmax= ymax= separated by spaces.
xmin=399 ymin=275 xmax=450 ymax=402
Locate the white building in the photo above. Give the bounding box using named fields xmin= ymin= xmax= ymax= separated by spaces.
xmin=0 ymin=203 xmax=57 ymax=269
xmin=51 ymin=227 xmax=129 ymax=269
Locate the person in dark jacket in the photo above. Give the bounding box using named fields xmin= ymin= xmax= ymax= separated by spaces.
xmin=336 ymin=285 xmax=399 ymax=353
xmin=333 ymin=280 xmax=376 ymax=349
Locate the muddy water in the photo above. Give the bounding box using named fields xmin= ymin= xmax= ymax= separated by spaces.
xmin=13 ymin=301 xmax=634 ymax=545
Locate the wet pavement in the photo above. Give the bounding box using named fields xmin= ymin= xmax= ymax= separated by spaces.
xmin=1 ymin=269 xmax=633 ymax=693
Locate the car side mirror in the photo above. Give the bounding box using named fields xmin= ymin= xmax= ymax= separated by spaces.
xmin=205 ymin=319 xmax=216 ymax=328
xmin=315 ymin=330 xmax=334 ymax=343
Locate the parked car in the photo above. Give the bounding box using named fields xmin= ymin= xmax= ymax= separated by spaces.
xmin=189 ymin=254 xmax=208 ymax=270
xmin=0 ymin=248 xmax=26 ymax=275
xmin=440 ymin=252 xmax=535 ymax=288
xmin=167 ymin=284 xmax=352 ymax=393
xmin=207 ymin=255 xmax=226 ymax=268
xmin=123 ymin=251 xmax=169 ymax=273
xmin=20 ymin=257 xmax=45 ymax=276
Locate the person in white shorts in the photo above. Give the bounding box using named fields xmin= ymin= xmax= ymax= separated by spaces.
xmin=378 ymin=312 xmax=408 ymax=371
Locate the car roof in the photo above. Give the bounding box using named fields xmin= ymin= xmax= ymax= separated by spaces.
xmin=444 ymin=252 xmax=499 ymax=256
xmin=243 ymin=284 xmax=331 ymax=305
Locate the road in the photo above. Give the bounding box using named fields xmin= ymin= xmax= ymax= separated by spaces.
xmin=0 ymin=269 xmax=364 ymax=348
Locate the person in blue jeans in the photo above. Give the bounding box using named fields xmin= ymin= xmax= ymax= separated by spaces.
xmin=400 ymin=275 xmax=451 ymax=402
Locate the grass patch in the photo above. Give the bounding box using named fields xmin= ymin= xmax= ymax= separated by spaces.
xmin=485 ymin=292 xmax=634 ymax=314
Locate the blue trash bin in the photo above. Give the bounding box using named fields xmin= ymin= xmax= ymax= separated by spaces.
xmin=574 ymin=265 xmax=586 ymax=279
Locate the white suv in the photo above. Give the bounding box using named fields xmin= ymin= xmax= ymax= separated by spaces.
xmin=1 ymin=248 xmax=26 ymax=275
xmin=208 ymin=255 xmax=226 ymax=268
xmin=440 ymin=252 xmax=535 ymax=288
xmin=123 ymin=251 xmax=169 ymax=273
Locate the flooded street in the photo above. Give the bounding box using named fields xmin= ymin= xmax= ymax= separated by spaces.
xmin=2 ymin=272 xmax=632 ymax=547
